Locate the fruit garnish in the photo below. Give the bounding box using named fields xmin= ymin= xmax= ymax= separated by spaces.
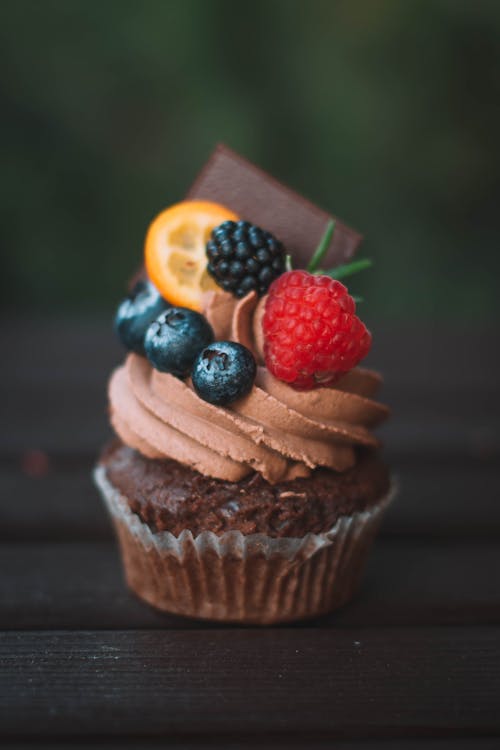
xmin=262 ymin=270 xmax=371 ymax=390
xmin=114 ymin=279 xmax=170 ymax=355
xmin=206 ymin=220 xmax=286 ymax=297
xmin=145 ymin=201 xmax=239 ymax=311
xmin=289 ymin=219 xmax=373 ymax=283
xmin=192 ymin=341 xmax=257 ymax=405
xmin=144 ymin=307 xmax=214 ymax=377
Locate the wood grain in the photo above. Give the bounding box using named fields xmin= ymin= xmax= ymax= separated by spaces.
xmin=0 ymin=629 xmax=498 ymax=737
xmin=4 ymin=741 xmax=500 ymax=750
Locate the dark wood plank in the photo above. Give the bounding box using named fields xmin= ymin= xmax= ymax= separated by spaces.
xmin=0 ymin=469 xmax=112 ymax=541
xmin=382 ymin=456 xmax=500 ymax=537
xmin=2 ymin=455 xmax=499 ymax=542
xmin=1 ymin=540 xmax=498 ymax=630
xmin=0 ymin=628 xmax=498 ymax=737
xmin=3 ymin=739 xmax=500 ymax=749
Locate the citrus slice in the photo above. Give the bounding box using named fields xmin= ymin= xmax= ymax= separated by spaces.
xmin=145 ymin=200 xmax=239 ymax=311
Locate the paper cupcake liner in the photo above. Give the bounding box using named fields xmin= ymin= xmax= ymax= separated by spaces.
xmin=94 ymin=465 xmax=396 ymax=624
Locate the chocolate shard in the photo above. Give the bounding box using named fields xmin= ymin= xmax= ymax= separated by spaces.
xmin=187 ymin=144 xmax=363 ymax=268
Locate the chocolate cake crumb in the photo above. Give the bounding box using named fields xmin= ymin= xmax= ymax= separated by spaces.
xmin=100 ymin=440 xmax=390 ymax=538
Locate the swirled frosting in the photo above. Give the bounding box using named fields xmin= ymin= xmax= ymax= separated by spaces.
xmin=108 ymin=291 xmax=389 ymax=483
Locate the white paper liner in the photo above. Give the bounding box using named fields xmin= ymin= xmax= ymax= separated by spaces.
xmin=94 ymin=465 xmax=396 ymax=624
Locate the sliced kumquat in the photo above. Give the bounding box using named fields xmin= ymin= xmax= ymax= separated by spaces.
xmin=144 ymin=200 xmax=239 ymax=311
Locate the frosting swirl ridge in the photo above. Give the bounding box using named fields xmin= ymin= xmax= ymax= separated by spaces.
xmin=108 ymin=292 xmax=389 ymax=483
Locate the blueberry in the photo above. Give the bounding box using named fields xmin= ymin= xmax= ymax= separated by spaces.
xmin=114 ymin=279 xmax=170 ymax=355
xmin=144 ymin=307 xmax=214 ymax=377
xmin=192 ymin=341 xmax=256 ymax=405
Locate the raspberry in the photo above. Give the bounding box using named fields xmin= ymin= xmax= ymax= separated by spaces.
xmin=262 ymin=270 xmax=371 ymax=389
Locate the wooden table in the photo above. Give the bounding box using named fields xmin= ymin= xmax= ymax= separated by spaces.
xmin=1 ymin=318 xmax=499 ymax=748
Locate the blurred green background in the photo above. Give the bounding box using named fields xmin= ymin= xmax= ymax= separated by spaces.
xmin=1 ymin=0 xmax=499 ymax=321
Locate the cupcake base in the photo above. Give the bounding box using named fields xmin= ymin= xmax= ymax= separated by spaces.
xmin=94 ymin=465 xmax=394 ymax=624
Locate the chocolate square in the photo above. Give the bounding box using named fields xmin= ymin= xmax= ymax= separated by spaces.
xmin=187 ymin=144 xmax=363 ymax=267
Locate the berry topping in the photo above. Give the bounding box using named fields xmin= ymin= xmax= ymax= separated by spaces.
xmin=206 ymin=220 xmax=286 ymax=298
xmin=145 ymin=200 xmax=239 ymax=312
xmin=144 ymin=307 xmax=214 ymax=377
xmin=262 ymin=270 xmax=372 ymax=389
xmin=192 ymin=341 xmax=257 ymax=405
xmin=114 ymin=279 xmax=170 ymax=355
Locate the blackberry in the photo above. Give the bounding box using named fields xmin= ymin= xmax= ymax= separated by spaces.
xmin=206 ymin=220 xmax=286 ymax=297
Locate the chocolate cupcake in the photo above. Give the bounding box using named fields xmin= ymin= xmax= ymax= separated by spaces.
xmin=96 ymin=440 xmax=390 ymax=623
xmin=94 ymin=148 xmax=394 ymax=624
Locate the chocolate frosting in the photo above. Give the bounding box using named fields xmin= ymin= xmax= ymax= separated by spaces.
xmin=108 ymin=292 xmax=388 ymax=483
xmin=111 ymin=148 xmax=387 ymax=484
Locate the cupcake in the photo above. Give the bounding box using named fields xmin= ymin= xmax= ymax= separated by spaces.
xmin=94 ymin=147 xmax=393 ymax=624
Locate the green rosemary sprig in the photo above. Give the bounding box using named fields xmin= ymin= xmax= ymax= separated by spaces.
xmin=307 ymin=219 xmax=336 ymax=273
xmin=321 ymin=258 xmax=373 ymax=280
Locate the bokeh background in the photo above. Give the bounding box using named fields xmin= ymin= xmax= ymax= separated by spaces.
xmin=1 ymin=0 xmax=499 ymax=321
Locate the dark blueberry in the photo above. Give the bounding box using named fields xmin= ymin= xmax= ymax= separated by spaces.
xmin=256 ymin=248 xmax=271 ymax=264
xmin=144 ymin=307 xmax=214 ymax=377
xmin=114 ymin=279 xmax=170 ymax=355
xmin=245 ymin=257 xmax=260 ymax=274
xmin=192 ymin=341 xmax=256 ymax=405
xmin=222 ymin=279 xmax=237 ymax=291
xmin=229 ymin=260 xmax=245 ymax=278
